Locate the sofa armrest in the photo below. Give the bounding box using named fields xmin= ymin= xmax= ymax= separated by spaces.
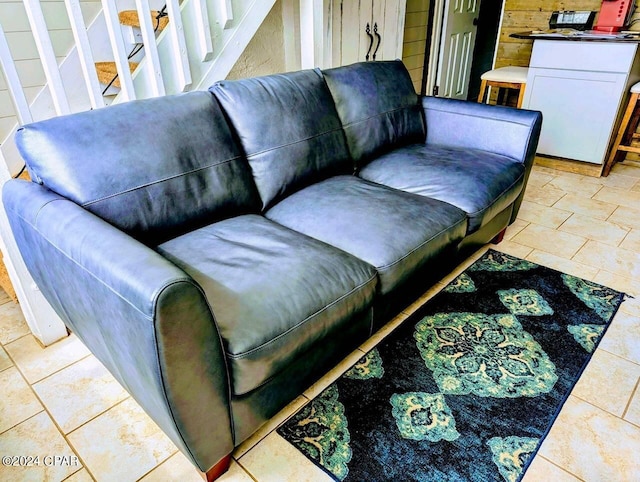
xmin=421 ymin=96 xmax=542 ymax=222
xmin=3 ymin=180 xmax=233 ymax=473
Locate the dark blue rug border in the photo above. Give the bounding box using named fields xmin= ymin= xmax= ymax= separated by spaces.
xmin=278 ymin=249 xmax=627 ymax=482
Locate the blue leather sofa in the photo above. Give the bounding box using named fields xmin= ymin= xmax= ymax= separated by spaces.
xmin=3 ymin=61 xmax=541 ymax=480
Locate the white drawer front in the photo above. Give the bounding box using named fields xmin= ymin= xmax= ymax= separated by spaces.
xmin=530 ymin=40 xmax=637 ymax=73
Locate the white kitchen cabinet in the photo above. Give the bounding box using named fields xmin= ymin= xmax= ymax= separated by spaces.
xmin=522 ymin=40 xmax=640 ymax=165
xmin=330 ymin=0 xmax=406 ymax=66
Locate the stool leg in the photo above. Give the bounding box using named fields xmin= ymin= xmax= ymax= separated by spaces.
xmin=478 ymin=79 xmax=488 ymax=104
xmin=516 ymin=84 xmax=526 ymax=108
xmin=603 ymin=92 xmax=640 ymax=176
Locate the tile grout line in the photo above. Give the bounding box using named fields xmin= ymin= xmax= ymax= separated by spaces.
xmin=621 ymin=375 xmax=640 ymax=422
xmin=537 ymin=455 xmax=586 ymax=481
xmin=0 ymin=407 xmax=46 ymax=436
xmin=0 ymin=344 xmax=99 ymax=480
xmin=60 ymin=466 xmax=90 ymax=481
xmin=235 ymin=457 xmax=260 ymax=482
xmin=568 ymin=392 xmax=640 ymax=430
xmin=132 ymin=449 xmax=179 ymax=481
xmin=28 ymin=352 xmax=94 ymax=386
xmin=597 ymin=346 xmax=640 ymax=369
xmin=64 ymin=396 xmax=132 ymax=438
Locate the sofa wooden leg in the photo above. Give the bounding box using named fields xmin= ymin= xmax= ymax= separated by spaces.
xmin=201 ymin=454 xmax=232 ymax=482
xmin=491 ymin=227 xmax=507 ymax=244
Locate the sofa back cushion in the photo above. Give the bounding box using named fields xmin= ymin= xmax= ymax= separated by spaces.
xmin=15 ymin=91 xmax=260 ymax=245
xmin=210 ymin=69 xmax=352 ymax=210
xmin=322 ymin=60 xmax=425 ymax=167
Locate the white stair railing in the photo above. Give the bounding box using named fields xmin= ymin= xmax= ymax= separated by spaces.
xmin=65 ymin=0 xmax=105 ymax=109
xmin=193 ymin=0 xmax=214 ymax=62
xmin=135 ymin=0 xmax=166 ymax=97
xmin=165 ymin=0 xmax=192 ymax=91
xmin=217 ymin=0 xmax=234 ymax=29
xmin=0 ymin=23 xmax=70 ymax=346
xmin=0 ymin=26 xmax=33 ymax=125
xmin=23 ymin=0 xmax=72 ymax=115
xmin=102 ymin=0 xmax=137 ymax=101
xmin=0 ymin=0 xmax=327 ymax=346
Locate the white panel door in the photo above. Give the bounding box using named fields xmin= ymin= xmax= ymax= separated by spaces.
xmin=331 ymin=0 xmax=406 ymax=67
xmin=338 ymin=0 xmax=373 ymax=65
xmin=436 ymin=0 xmax=479 ymax=99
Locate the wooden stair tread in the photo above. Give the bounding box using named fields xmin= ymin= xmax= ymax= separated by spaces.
xmin=95 ymin=61 xmax=138 ymax=89
xmin=118 ymin=10 xmax=169 ymax=31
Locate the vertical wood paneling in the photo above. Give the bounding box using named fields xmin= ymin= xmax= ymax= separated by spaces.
xmin=494 ymin=0 xmax=601 ymax=68
xmin=402 ymin=0 xmax=430 ymax=93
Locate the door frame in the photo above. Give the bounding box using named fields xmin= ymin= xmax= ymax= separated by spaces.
xmin=424 ymin=0 xmax=506 ymax=97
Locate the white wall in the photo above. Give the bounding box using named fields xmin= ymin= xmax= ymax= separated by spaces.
xmin=0 ymin=0 xmax=102 ymax=141
xmin=226 ymin=0 xmax=286 ymax=80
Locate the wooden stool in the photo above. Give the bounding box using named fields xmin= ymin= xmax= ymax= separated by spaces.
xmin=602 ymin=82 xmax=640 ymax=176
xmin=478 ymin=67 xmax=529 ymax=108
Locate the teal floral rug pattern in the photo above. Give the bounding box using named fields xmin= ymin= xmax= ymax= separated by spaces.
xmin=443 ymin=273 xmax=476 ymax=293
xmin=277 ymin=384 xmax=352 ymax=480
xmin=278 ymin=250 xmax=625 ymax=481
xmin=487 ymin=436 xmax=540 ymax=482
xmin=389 ymin=392 xmax=460 ymax=442
xmin=414 ymin=312 xmax=558 ymax=398
xmin=562 ymin=274 xmax=619 ymax=321
xmin=567 ymin=324 xmax=605 ymax=353
xmin=343 ymin=349 xmax=384 ymax=380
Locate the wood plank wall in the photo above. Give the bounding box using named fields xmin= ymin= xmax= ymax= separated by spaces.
xmin=402 ymin=0 xmax=430 ymax=93
xmin=495 ymin=0 xmax=601 ymax=68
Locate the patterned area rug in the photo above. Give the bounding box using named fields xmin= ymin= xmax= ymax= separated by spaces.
xmin=277 ymin=250 xmax=625 ymax=482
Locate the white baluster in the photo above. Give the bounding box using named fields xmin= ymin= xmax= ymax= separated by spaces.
xmin=193 ymin=0 xmax=214 ymax=62
xmin=135 ymin=0 xmax=166 ymax=97
xmin=300 ymin=0 xmax=324 ymax=69
xmin=166 ymin=0 xmax=192 ymax=91
xmin=219 ymin=0 xmax=234 ymax=29
xmin=64 ymin=0 xmax=105 ymax=109
xmin=0 ymin=25 xmax=32 ymax=125
xmin=23 ymin=0 xmax=71 ymax=115
xmin=101 ymin=0 xmax=136 ymax=101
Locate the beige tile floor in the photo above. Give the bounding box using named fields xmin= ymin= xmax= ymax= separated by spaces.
xmin=1 ymin=161 xmax=640 ymax=481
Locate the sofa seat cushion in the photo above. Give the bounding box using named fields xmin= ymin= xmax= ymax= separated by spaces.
xmin=266 ymin=176 xmax=467 ymax=295
xmin=157 ymin=214 xmax=377 ymax=396
xmin=359 ymin=144 xmax=525 ymax=233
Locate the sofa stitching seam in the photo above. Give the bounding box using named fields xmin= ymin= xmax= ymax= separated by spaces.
xmin=425 ymin=106 xmax=534 ymax=127
xmin=228 ymin=271 xmax=378 ymax=360
xmin=341 ymin=104 xmax=420 ymax=129
xmin=245 ymin=126 xmax=346 ymax=158
xmin=82 ymin=156 xmax=243 ymax=207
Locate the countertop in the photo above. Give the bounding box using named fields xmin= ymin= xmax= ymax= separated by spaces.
xmin=511 ymin=30 xmax=640 ymax=42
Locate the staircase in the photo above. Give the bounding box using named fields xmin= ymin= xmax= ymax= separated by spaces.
xmin=0 ymin=0 xmax=301 ymax=346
